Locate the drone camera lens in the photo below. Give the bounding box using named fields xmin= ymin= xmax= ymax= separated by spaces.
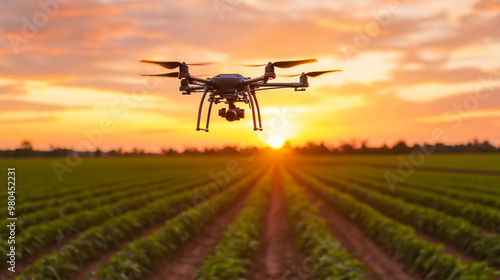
xmin=225 ymin=109 xmax=238 ymax=122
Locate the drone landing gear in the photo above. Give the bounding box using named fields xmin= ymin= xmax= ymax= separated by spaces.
xmin=196 ymin=87 xmax=263 ymax=132
xmin=246 ymin=86 xmax=262 ymax=131
xmin=196 ymin=88 xmax=212 ymax=132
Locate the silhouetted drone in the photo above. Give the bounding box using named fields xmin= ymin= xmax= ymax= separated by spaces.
xmin=140 ymin=58 xmax=341 ymax=131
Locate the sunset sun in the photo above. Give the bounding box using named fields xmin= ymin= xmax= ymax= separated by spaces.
xmin=267 ymin=135 xmax=285 ymax=149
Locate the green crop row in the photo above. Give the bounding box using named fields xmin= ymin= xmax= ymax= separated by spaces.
xmin=194 ymin=173 xmax=271 ymax=280
xmin=1 ymin=172 xmax=194 ymax=238
xmin=0 ymin=175 xmax=209 ymax=263
xmin=372 ymin=173 xmax=500 ymax=209
xmin=291 ymin=167 xmax=499 ymax=280
xmin=14 ymin=176 xmax=167 ymax=216
xmin=18 ymin=171 xmax=262 ymax=280
xmin=314 ymin=167 xmax=500 ymax=233
xmin=332 ymin=166 xmax=500 ymax=210
xmin=280 ymin=168 xmax=367 ymax=280
xmin=306 ymin=167 xmax=500 ymax=267
xmin=11 ymin=175 xmax=148 ymax=203
xmin=96 ymin=170 xmax=267 ymax=280
xmin=401 ymin=170 xmax=500 ymax=196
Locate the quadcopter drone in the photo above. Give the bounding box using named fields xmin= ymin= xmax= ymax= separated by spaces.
xmin=140 ymin=58 xmax=341 ymax=131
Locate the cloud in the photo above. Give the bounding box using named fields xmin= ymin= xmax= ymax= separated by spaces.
xmin=139 ymin=128 xmax=174 ymax=134
xmin=0 ymin=84 xmax=27 ymax=95
xmin=0 ymin=0 xmax=499 ymax=147
xmin=0 ymin=116 xmax=57 ymax=124
xmin=474 ymin=0 xmax=500 ymax=11
xmin=0 ymin=100 xmax=91 ymax=112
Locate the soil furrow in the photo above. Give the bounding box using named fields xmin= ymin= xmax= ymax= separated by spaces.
xmin=302 ymin=185 xmax=424 ymax=280
xmin=248 ymin=169 xmax=309 ymax=280
xmin=142 ymin=186 xmax=254 ymax=280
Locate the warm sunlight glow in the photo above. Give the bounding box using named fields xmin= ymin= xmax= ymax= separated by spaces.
xmin=267 ymin=135 xmax=285 ymax=149
xmin=1 ymin=1 xmax=499 ymax=150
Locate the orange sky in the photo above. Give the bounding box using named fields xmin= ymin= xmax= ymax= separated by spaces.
xmin=0 ymin=0 xmax=499 ymax=152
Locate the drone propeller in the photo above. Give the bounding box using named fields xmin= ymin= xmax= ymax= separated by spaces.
xmin=139 ymin=72 xmax=215 ymax=78
xmin=140 ymin=72 xmax=179 ymax=77
xmin=140 ymin=59 xmax=213 ymax=69
xmin=279 ymin=69 xmax=342 ymax=78
xmin=242 ymin=58 xmax=318 ymax=68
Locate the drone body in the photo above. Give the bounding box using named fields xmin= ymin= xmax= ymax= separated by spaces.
xmin=140 ymin=59 xmax=341 ymax=131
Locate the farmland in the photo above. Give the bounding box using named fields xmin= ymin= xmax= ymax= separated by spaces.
xmin=1 ymin=154 xmax=500 ymax=280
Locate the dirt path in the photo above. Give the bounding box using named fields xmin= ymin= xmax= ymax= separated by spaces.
xmin=141 ymin=186 xmax=254 ymax=280
xmin=301 ymin=185 xmax=424 ymax=280
xmin=248 ymin=169 xmax=309 ymax=280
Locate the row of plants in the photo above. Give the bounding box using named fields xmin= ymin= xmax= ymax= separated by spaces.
xmin=306 ymin=167 xmax=500 ymax=267
xmin=10 ymin=175 xmax=146 ymax=203
xmin=15 ymin=173 xmax=183 ymax=216
xmin=337 ymin=167 xmax=500 ymax=209
xmin=280 ymin=167 xmax=367 ymax=279
xmin=318 ymin=167 xmax=500 ymax=233
xmin=18 ymin=171 xmax=264 ymax=280
xmin=95 ymin=171 xmax=268 ymax=280
xmin=402 ymin=169 xmax=500 ymax=196
xmin=0 ymin=172 xmax=194 ymax=236
xmin=0 ymin=175 xmax=210 ymax=263
xmin=193 ymin=173 xmax=271 ymax=280
xmin=291 ymin=167 xmax=499 ymax=280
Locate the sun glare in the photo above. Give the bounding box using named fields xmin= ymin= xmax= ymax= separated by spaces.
xmin=267 ymin=135 xmax=285 ymax=149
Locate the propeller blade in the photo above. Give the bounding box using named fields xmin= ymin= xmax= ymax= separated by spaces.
xmin=305 ymin=69 xmax=342 ymax=77
xmin=140 ymin=60 xmax=213 ymax=69
xmin=188 ymin=62 xmax=214 ymax=66
xmin=241 ymin=64 xmax=267 ymax=67
xmin=278 ymin=69 xmax=342 ymax=78
xmin=272 ymin=58 xmax=318 ymax=68
xmin=241 ymin=58 xmax=317 ymax=68
xmin=140 ymin=72 xmax=179 ymax=78
xmin=140 ymin=60 xmax=182 ymax=69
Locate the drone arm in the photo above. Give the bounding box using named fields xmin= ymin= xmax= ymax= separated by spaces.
xmin=242 ymin=76 xmax=266 ymax=86
xmin=189 ymin=75 xmax=212 ymax=85
xmin=251 ymin=82 xmax=307 ymax=88
xmin=184 ymin=86 xmax=206 ymax=90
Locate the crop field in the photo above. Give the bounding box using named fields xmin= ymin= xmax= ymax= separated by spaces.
xmin=1 ymin=154 xmax=500 ymax=280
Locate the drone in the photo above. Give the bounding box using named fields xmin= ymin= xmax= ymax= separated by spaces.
xmin=140 ymin=58 xmax=341 ymax=131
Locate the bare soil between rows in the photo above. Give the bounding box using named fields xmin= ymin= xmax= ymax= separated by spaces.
xmin=247 ymin=169 xmax=309 ymax=280
xmin=142 ymin=185 xmax=254 ymax=280
xmin=295 ymin=180 xmax=424 ymax=280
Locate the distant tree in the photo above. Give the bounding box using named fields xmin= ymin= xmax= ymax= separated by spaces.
xmin=359 ymin=141 xmax=370 ymax=154
xmin=392 ymin=140 xmax=410 ymax=154
xmin=21 ymin=140 xmax=33 ymax=150
xmin=479 ymin=140 xmax=497 ymax=153
xmin=219 ymin=146 xmax=239 ymax=155
xmin=94 ymin=148 xmax=102 ymax=157
xmin=202 ymin=147 xmax=217 ymax=155
xmin=183 ymin=147 xmax=201 ymax=155
xmin=339 ymin=143 xmax=354 ymax=154
xmin=162 ymin=148 xmax=179 ymax=156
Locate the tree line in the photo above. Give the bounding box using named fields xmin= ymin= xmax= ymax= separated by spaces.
xmin=1 ymin=139 xmax=498 ymax=157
